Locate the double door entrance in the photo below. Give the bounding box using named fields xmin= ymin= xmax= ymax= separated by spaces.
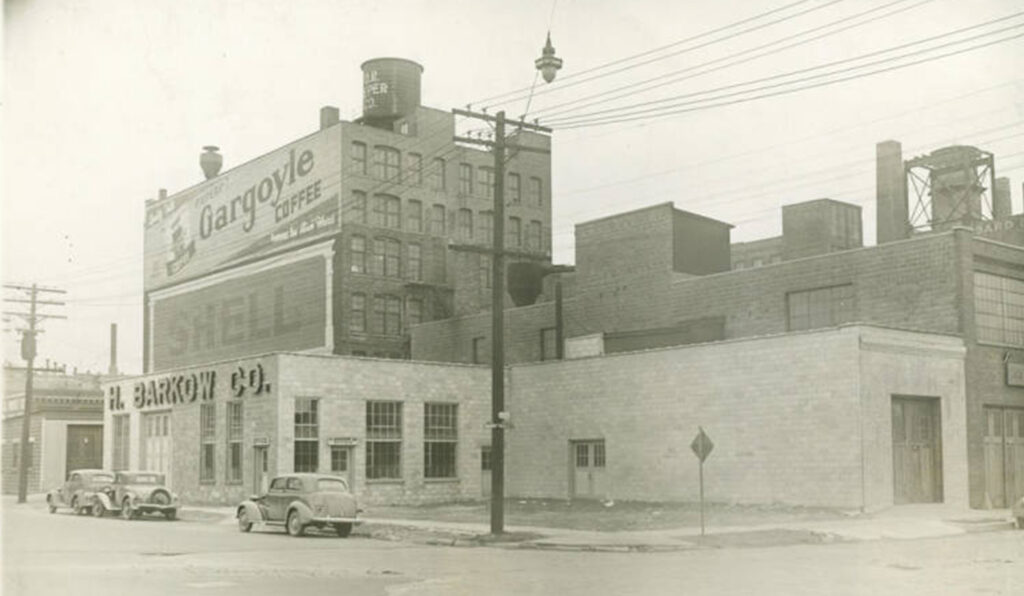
xmin=570 ymin=440 xmax=606 ymax=499
xmin=141 ymin=411 xmax=172 ymax=486
xmin=983 ymin=406 xmax=1024 ymax=508
xmin=892 ymin=397 xmax=943 ymax=504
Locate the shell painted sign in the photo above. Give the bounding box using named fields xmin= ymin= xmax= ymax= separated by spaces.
xmin=144 ymin=127 xmax=342 ymax=290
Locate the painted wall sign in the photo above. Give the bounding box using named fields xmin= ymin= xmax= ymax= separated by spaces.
xmin=106 ymin=362 xmax=272 ymax=412
xmin=232 ymin=363 xmax=272 ymax=397
xmin=1007 ymin=361 xmax=1024 ymax=387
xmin=144 ymin=127 xmax=342 ymax=291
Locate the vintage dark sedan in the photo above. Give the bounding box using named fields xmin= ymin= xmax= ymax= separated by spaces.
xmin=92 ymin=471 xmax=179 ymax=520
xmin=236 ymin=473 xmax=359 ymax=537
xmin=46 ymin=469 xmax=114 ymax=515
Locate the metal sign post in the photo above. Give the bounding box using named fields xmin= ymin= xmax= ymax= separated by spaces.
xmin=690 ymin=426 xmax=714 ymax=536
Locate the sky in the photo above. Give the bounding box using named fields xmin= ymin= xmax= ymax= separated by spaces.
xmin=3 ymin=0 xmax=1023 ymax=375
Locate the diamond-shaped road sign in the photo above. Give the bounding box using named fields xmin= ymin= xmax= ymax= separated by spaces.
xmin=690 ymin=427 xmax=714 ymax=462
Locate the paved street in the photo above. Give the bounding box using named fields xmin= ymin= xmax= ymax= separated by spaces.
xmin=3 ymin=501 xmax=1023 ymax=596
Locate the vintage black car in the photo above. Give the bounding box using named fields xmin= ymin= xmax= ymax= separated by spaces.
xmin=92 ymin=471 xmax=179 ymax=520
xmin=46 ymin=469 xmax=114 ymax=515
xmin=236 ymin=473 xmax=359 ymax=537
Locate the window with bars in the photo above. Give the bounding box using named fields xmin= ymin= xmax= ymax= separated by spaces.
xmin=527 ymin=220 xmax=542 ymax=251
xmin=407 ymin=243 xmax=422 ymax=281
xmin=407 ymin=298 xmax=423 ymax=326
xmin=424 ymin=403 xmax=458 ymax=479
xmin=528 ymin=177 xmax=543 ymax=206
xmin=478 ymin=167 xmax=494 ymax=200
xmin=432 ymin=204 xmax=446 ymax=235
xmin=373 ymin=294 xmax=401 ymax=335
xmin=350 ymin=293 xmax=366 ymax=333
xmin=366 ymin=401 xmax=402 ymax=479
xmin=407 ymin=200 xmax=423 ymax=233
xmin=373 ymin=146 xmax=401 ymax=181
xmin=507 ymin=217 xmax=522 ymax=248
xmin=432 ymin=158 xmax=446 ymax=190
xmin=457 ymin=209 xmax=473 ymax=241
xmin=975 ymin=272 xmax=1024 ymax=346
xmin=200 ymin=403 xmax=216 ymax=483
xmin=349 ymin=190 xmax=367 ymax=223
xmin=372 ymin=237 xmax=401 ymax=277
xmin=373 ymin=195 xmax=401 ymax=229
xmin=786 ymin=284 xmax=854 ymax=331
xmin=350 ymin=235 xmax=366 ymax=273
xmin=406 ymin=152 xmax=422 ymax=185
xmin=351 ymin=142 xmax=367 ymax=175
xmin=508 ymin=173 xmax=521 ymax=203
xmin=112 ymin=414 xmax=130 ymax=471
xmin=294 ymin=398 xmax=319 ymax=473
xmin=478 ymin=211 xmax=493 ymax=244
xmin=459 ymin=163 xmax=473 ymax=195
xmin=227 ymin=402 xmax=243 ymax=483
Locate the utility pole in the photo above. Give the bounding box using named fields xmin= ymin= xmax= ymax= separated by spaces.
xmin=452 ymin=109 xmax=551 ymax=534
xmin=4 ymin=283 xmax=66 ymax=503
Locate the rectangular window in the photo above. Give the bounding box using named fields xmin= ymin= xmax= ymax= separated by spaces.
xmin=407 ymin=297 xmax=423 ymax=326
xmin=330 ymin=446 xmax=349 ymax=474
xmin=459 ymin=163 xmax=473 ymax=195
xmin=351 ymin=142 xmax=367 ymax=175
xmin=528 ymin=177 xmax=543 ymax=206
xmin=406 ymin=199 xmax=423 ymax=233
xmin=350 ymin=293 xmax=366 ymax=333
xmin=366 ymin=401 xmax=402 ymax=480
xmin=373 ymin=195 xmax=401 ymax=229
xmin=787 ymin=284 xmax=855 ymax=331
xmin=975 ymin=272 xmax=1024 ymax=346
xmin=479 ymin=210 xmax=493 ymax=244
xmin=200 ymin=403 xmax=216 ymax=483
xmin=373 ymin=237 xmax=401 ymax=277
xmin=432 ymin=204 xmax=446 ymax=235
xmin=508 ymin=173 xmax=521 ymax=204
xmin=294 ymin=398 xmax=319 ymax=473
xmin=457 ymin=208 xmax=473 ymax=241
xmin=479 ymin=254 xmax=492 ymax=289
xmin=350 ymin=235 xmax=366 ymax=273
xmin=407 ymin=152 xmax=423 ymax=185
xmin=507 ymin=216 xmax=522 ymax=248
xmin=478 ymin=167 xmax=494 ymax=200
xmin=227 ymin=402 xmax=243 ymax=484
xmin=374 ymin=146 xmax=401 ymax=182
xmin=374 ymin=294 xmax=402 ymax=335
xmin=424 ymin=403 xmax=458 ymax=479
xmin=407 ymin=243 xmax=422 ymax=281
xmin=540 ymin=327 xmax=557 ymax=361
xmin=112 ymin=414 xmax=130 ymax=471
xmin=527 ymin=220 xmax=542 ymax=251
xmin=349 ymin=190 xmax=367 ymax=223
xmin=432 ymin=158 xmax=446 ymax=190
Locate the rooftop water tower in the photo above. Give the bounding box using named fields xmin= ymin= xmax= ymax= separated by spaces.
xmin=361 ymin=58 xmax=424 ymax=130
xmin=904 ymin=144 xmax=995 ymax=232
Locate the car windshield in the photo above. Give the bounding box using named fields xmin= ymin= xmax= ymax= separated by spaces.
xmin=88 ymin=473 xmax=114 ymax=483
xmin=316 ymin=478 xmax=349 ymax=493
xmin=119 ymin=473 xmax=163 ymax=485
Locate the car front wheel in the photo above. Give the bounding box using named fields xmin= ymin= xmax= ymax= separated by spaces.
xmin=92 ymin=500 xmax=105 ymax=518
xmin=46 ymin=496 xmax=57 ymax=514
xmin=121 ymin=499 xmax=137 ymax=521
xmin=286 ymin=511 xmax=305 ymax=537
xmin=238 ymin=509 xmax=253 ymax=533
xmin=164 ymin=509 xmax=177 ymax=521
xmin=334 ymin=522 xmax=352 ymax=538
xmin=71 ymin=497 xmax=82 ymax=515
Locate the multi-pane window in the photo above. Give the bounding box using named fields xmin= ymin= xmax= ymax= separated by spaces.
xmin=407 ymin=243 xmax=422 ymax=281
xmin=200 ymin=403 xmax=216 ymax=483
xmin=976 ymin=272 xmax=1024 ymax=345
xmin=350 ymin=293 xmax=366 ymax=333
xmin=432 ymin=204 xmax=446 ymax=235
xmin=349 ymin=190 xmax=367 ymax=223
xmin=351 ymin=142 xmax=367 ymax=175
xmin=366 ymin=402 xmax=402 ymax=480
xmin=478 ymin=211 xmax=493 ymax=244
xmin=457 ymin=209 xmax=473 ymax=240
xmin=406 ymin=152 xmax=423 ymax=185
xmin=478 ymin=167 xmax=495 ymax=200
xmin=787 ymin=284 xmax=855 ymax=331
xmin=507 ymin=217 xmax=522 ymax=248
xmin=294 ymin=398 xmax=319 ymax=473
xmin=330 ymin=446 xmax=349 ymax=475
xmin=508 ymin=173 xmax=521 ymax=203
xmin=373 ymin=294 xmax=402 ymax=335
xmin=459 ymin=163 xmax=473 ymax=195
xmin=227 ymin=402 xmax=243 ymax=483
xmin=540 ymin=327 xmax=557 ymax=361
xmin=373 ymin=194 xmax=401 ymax=229
xmin=350 ymin=235 xmax=366 ymax=273
xmin=593 ymin=442 xmax=606 ymax=467
xmin=406 ymin=200 xmax=423 ymax=233
xmin=373 ymin=237 xmax=401 ymax=277
xmin=112 ymin=414 xmax=130 ymax=471
xmin=407 ymin=298 xmax=423 ymax=326
xmin=528 ymin=177 xmax=543 ymax=206
xmin=432 ymin=158 xmax=447 ymax=190
xmin=479 ymin=254 xmax=492 ymax=289
xmin=527 ymin=220 xmax=542 ymax=251
xmin=373 ymin=146 xmax=401 ymax=181
xmin=424 ymin=403 xmax=458 ymax=479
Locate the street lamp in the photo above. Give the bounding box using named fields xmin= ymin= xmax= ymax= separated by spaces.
xmin=535 ymin=33 xmax=563 ymax=83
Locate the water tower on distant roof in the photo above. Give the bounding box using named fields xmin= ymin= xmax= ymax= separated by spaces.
xmin=905 ymin=144 xmax=995 ymax=232
xmin=361 ymin=58 xmax=423 ymax=130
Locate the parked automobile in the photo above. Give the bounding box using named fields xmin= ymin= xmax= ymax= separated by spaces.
xmin=46 ymin=469 xmax=114 ymax=515
xmin=236 ymin=473 xmax=359 ymax=537
xmin=1013 ymin=496 xmax=1024 ymax=529
xmin=92 ymin=471 xmax=179 ymax=520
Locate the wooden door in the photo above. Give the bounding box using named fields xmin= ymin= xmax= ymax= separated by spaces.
xmin=983 ymin=407 xmax=1024 ymax=508
xmin=142 ymin=412 xmax=172 ymax=486
xmin=570 ymin=440 xmax=606 ymax=499
xmin=66 ymin=425 xmax=103 ymax=472
xmin=1008 ymin=410 xmax=1024 ymax=506
xmin=892 ymin=398 xmax=942 ymax=504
